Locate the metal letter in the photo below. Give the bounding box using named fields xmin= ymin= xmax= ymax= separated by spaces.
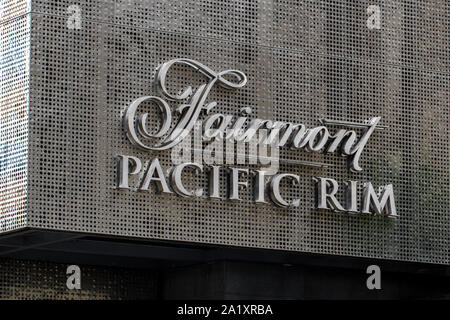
xmin=315 ymin=177 xmax=345 ymax=211
xmin=117 ymin=155 xmax=142 ymax=189
xmin=209 ymin=166 xmax=221 ymax=199
xmin=123 ymin=96 xmax=172 ymax=151
xmin=154 ymin=59 xmax=247 ymax=150
xmin=348 ymin=117 xmax=380 ymax=172
xmin=254 ymin=170 xmax=268 ymax=204
xmin=362 ymin=183 xmax=397 ymax=217
xmin=269 ymin=174 xmax=301 ymax=208
xmin=344 ymin=180 xmax=359 ymax=213
xmin=139 ymin=158 xmax=172 ymax=194
xmin=228 ymin=168 xmax=249 ymax=201
xmin=305 ymin=126 xmax=330 ymax=152
xmin=170 ymin=163 xmax=203 ymax=197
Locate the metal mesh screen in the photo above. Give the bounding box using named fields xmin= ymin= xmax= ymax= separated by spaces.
xmin=0 ymin=0 xmax=30 ymax=233
xmin=1 ymin=1 xmax=449 ymax=264
xmin=0 ymin=258 xmax=156 ymax=299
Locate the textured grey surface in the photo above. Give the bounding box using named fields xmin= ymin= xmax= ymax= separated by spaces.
xmin=0 ymin=257 xmax=156 ymax=299
xmin=1 ymin=1 xmax=449 ymax=264
xmin=0 ymin=0 xmax=30 ymax=233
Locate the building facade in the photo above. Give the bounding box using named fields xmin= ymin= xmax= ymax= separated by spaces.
xmin=0 ymin=0 xmax=449 ymax=299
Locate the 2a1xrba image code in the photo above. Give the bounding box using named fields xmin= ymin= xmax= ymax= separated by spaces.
xmin=177 ymin=304 xmax=274 ymax=318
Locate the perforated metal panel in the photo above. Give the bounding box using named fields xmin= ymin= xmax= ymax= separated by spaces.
xmin=0 ymin=258 xmax=156 ymax=299
xmin=1 ymin=1 xmax=449 ymax=265
xmin=0 ymin=0 xmax=30 ymax=233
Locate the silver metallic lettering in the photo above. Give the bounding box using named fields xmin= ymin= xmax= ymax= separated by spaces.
xmin=315 ymin=177 xmax=345 ymax=212
xmin=117 ymin=155 xmax=142 ymax=189
xmin=228 ymin=168 xmax=249 ymax=201
xmin=170 ymin=163 xmax=203 ymax=197
xmin=269 ymin=174 xmax=301 ymax=208
xmin=362 ymin=183 xmax=397 ymax=218
xmin=139 ymin=158 xmax=172 ymax=193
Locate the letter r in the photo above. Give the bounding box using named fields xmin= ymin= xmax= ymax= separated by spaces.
xmin=315 ymin=177 xmax=345 ymax=211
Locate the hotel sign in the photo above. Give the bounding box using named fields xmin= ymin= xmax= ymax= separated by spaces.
xmin=117 ymin=59 xmax=397 ymax=218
